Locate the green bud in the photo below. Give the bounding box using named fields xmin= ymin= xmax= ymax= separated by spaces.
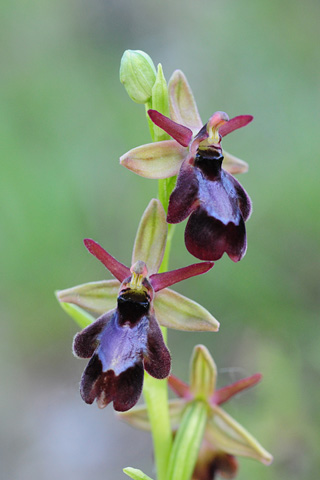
xmin=131 ymin=198 xmax=167 ymax=275
xmin=190 ymin=345 xmax=217 ymax=401
xmin=120 ymin=50 xmax=156 ymax=104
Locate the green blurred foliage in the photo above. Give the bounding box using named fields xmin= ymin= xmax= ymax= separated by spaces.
xmin=1 ymin=0 xmax=319 ymax=479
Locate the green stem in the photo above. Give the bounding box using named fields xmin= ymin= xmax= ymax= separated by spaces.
xmin=143 ymin=373 xmax=171 ymax=480
xmin=143 ymin=178 xmax=176 ymax=480
xmin=143 ymin=245 xmax=173 ymax=478
xmin=167 ymin=402 xmax=207 ymax=480
xmin=160 ymin=223 xmax=175 ymax=274
xmin=142 ymin=91 xmax=178 ymax=479
xmin=143 ymin=71 xmax=177 ymax=480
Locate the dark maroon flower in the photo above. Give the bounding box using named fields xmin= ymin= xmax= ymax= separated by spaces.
xmin=148 ymin=109 xmax=253 ymax=262
xmin=121 ymin=70 xmax=253 ymax=262
xmin=73 ymin=267 xmax=171 ymax=412
xmin=70 ymin=236 xmax=214 ymax=412
xmin=58 ymin=200 xmax=218 ymax=412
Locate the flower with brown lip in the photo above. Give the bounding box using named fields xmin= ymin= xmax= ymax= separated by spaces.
xmin=121 ymin=70 xmax=253 ymax=262
xmin=57 ymin=200 xmax=219 ymax=411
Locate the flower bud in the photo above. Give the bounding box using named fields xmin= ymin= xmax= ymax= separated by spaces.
xmin=190 ymin=345 xmax=217 ymax=401
xmin=120 ymin=50 xmax=156 ymax=104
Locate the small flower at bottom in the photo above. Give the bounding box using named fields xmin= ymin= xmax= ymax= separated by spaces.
xmin=193 ymin=446 xmax=238 ymax=480
xmin=57 ymin=200 xmax=219 ymax=411
xmin=120 ymin=345 xmax=273 ymax=475
xmin=121 ymin=70 xmax=253 ymax=262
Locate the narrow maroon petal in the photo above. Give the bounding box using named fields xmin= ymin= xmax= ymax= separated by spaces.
xmin=168 ymin=375 xmax=192 ymax=400
xmin=219 ymin=115 xmax=253 ymax=137
xmin=148 ymin=109 xmax=193 ymax=147
xmin=150 ymin=262 xmax=214 ymax=292
xmin=212 ymin=373 xmax=262 ymax=405
xmin=84 ymin=238 xmax=131 ymax=282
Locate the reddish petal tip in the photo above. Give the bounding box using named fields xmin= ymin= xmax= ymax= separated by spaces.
xmin=150 ymin=261 xmax=214 ymax=292
xmin=83 ymin=238 xmax=131 ymax=282
xmin=148 ymin=109 xmax=193 ymax=147
xmin=219 ymin=115 xmax=254 ymax=137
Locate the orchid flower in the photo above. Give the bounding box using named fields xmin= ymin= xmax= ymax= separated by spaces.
xmin=57 ymin=200 xmax=219 ymax=411
xmin=121 ymin=70 xmax=253 ymax=261
xmin=120 ymin=345 xmax=273 ymax=477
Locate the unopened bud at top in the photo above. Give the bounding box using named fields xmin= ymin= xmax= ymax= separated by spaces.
xmin=120 ymin=50 xmax=157 ymax=104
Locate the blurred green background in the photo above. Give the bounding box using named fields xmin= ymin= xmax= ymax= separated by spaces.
xmin=1 ymin=0 xmax=319 ymax=479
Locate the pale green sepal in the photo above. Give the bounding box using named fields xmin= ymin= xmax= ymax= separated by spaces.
xmin=222 ymin=150 xmax=249 ymax=174
xmin=168 ymin=69 xmax=203 ymax=135
xmin=123 ymin=467 xmax=154 ymax=480
xmin=56 ymin=280 xmax=119 ymax=315
xmin=208 ymin=405 xmax=273 ymax=465
xmin=190 ymin=345 xmax=217 ymax=401
xmin=132 ymin=199 xmax=167 ymax=275
xmin=167 ymin=401 xmax=208 ymax=480
xmin=120 ymin=50 xmax=156 ymax=104
xmin=151 ymin=64 xmax=170 ymax=142
xmin=58 ymin=301 xmax=95 ymax=329
xmin=154 ymin=289 xmax=220 ymax=332
xmin=120 ymin=140 xmax=185 ymax=179
xmin=118 ymin=399 xmax=185 ymax=432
